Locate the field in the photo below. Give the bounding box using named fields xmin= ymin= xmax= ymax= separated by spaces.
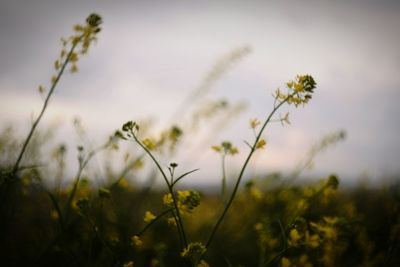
xmin=1 ymin=13 xmax=400 ymax=267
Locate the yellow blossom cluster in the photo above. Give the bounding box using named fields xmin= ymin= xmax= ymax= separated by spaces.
xmin=211 ymin=141 xmax=239 ymax=156
xmin=163 ymin=190 xmax=201 ymax=214
xmin=274 ymin=75 xmax=316 ymax=107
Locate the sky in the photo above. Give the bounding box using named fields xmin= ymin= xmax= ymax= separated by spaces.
xmin=1 ymin=0 xmax=400 ymax=186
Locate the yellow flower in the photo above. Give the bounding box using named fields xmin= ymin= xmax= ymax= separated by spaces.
xmin=131 ymin=235 xmax=143 ymax=248
xmin=197 ymin=260 xmax=210 ymax=267
xmin=305 ymin=231 xmax=320 ymax=248
xmin=250 ymin=187 xmax=263 ymax=200
xmin=254 ymin=222 xmax=263 ymax=231
xmin=163 ymin=193 xmax=173 ymax=206
xmin=144 ymin=211 xmax=156 ymax=223
xmin=123 ymin=261 xmax=134 ymax=267
xmin=211 ymin=145 xmax=221 ymax=152
xmin=68 ymin=52 xmax=78 ymax=62
xmin=281 ymin=257 xmax=291 ymax=267
xmin=256 ymin=139 xmax=267 ymax=149
xmin=289 ymin=228 xmax=302 ymax=245
xmin=229 ymin=147 xmax=239 ymax=155
xmin=323 ymin=216 xmax=338 ymax=225
xmin=54 ymin=60 xmax=61 ymax=70
xmin=142 ymin=138 xmax=156 ymax=150
xmin=70 ymin=64 xmax=78 ymax=73
xmin=310 ymin=221 xmax=337 ymax=241
xmin=167 ymin=217 xmax=177 ymax=227
xmin=180 ymin=242 xmax=206 ymax=260
xmin=212 ymin=142 xmax=238 ymax=156
xmin=250 ymin=118 xmax=260 ymax=129
xmin=50 ymin=210 xmax=59 ymax=220
xmin=38 ymin=85 xmax=45 ymax=94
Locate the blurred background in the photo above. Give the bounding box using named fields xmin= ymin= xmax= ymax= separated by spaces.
xmin=1 ymin=0 xmax=400 ymax=186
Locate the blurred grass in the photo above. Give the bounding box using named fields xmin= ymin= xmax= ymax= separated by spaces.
xmin=1 ymin=144 xmax=399 ymax=267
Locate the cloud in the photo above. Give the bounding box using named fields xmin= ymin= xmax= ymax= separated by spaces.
xmin=1 ymin=0 xmax=400 ymax=184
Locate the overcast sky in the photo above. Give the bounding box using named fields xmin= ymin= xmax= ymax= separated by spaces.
xmin=1 ymin=0 xmax=399 ymax=186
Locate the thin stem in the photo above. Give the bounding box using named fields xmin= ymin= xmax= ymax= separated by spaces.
xmin=263 ymin=248 xmax=289 ymax=267
xmin=206 ymin=96 xmax=290 ymax=249
xmin=109 ymin=153 xmax=146 ymax=188
xmin=86 ymin=215 xmax=116 ymax=257
xmin=137 ymin=208 xmax=175 ymax=236
xmin=277 ymin=219 xmax=287 ymax=250
xmin=12 ymin=36 xmax=82 ymax=176
xmin=131 ymin=133 xmax=188 ymax=247
xmin=47 ymin=190 xmax=66 ymax=232
xmin=64 ymin=140 xmax=110 ymax=220
xmin=221 ymin=155 xmax=227 ymax=199
xmin=171 ymin=169 xmax=199 ymax=187
xmin=132 ymin=134 xmax=170 ymax=187
xmin=168 ymin=185 xmax=187 ymax=247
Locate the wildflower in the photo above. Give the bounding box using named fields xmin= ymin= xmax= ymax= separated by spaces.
xmin=51 ymin=75 xmax=57 ymax=84
xmin=254 ymin=222 xmax=263 ymax=232
xmin=323 ymin=216 xmax=339 ymax=225
xmin=133 ymin=159 xmax=144 ymax=169
xmin=229 ymin=146 xmax=239 ymax=155
xmin=281 ymin=257 xmax=291 ymax=267
xmin=54 ymin=60 xmax=61 ymax=70
xmin=250 ymin=187 xmax=263 ymax=200
xmin=212 ymin=141 xmax=239 ymax=156
xmin=275 ymin=75 xmax=317 ymax=107
xmin=310 ymin=221 xmax=337 ymax=241
xmin=289 ymin=228 xmax=302 ymax=246
xmin=169 ymin=126 xmax=183 ymax=142
xmin=68 ymin=52 xmax=78 ymax=62
xmin=177 ymin=190 xmax=201 ymax=213
xmin=167 ymin=217 xmax=177 ymax=227
xmin=131 ymin=235 xmax=143 ymax=248
xmin=70 ymin=64 xmax=78 ymax=73
xmin=118 ymin=178 xmax=130 ymax=189
xmin=305 ymin=231 xmax=320 ymax=248
xmin=50 ymin=210 xmax=59 ymax=220
xmin=144 ymin=211 xmax=156 ymax=223
xmin=86 ymin=13 xmax=102 ymax=27
xmin=211 ymin=145 xmax=221 ymax=152
xmin=298 ymin=255 xmax=312 ymax=267
xmin=256 ymin=139 xmax=267 ymax=149
xmin=38 ymin=85 xmax=45 ymax=94
xmin=250 ymin=118 xmax=260 ymax=129
xmin=122 ymin=121 xmax=135 ymax=132
xmin=142 ymin=138 xmax=157 ymax=150
xmin=197 ymin=260 xmax=210 ymax=267
xmin=163 ymin=193 xmax=173 ymax=206
xmin=181 ymin=242 xmax=206 ymax=263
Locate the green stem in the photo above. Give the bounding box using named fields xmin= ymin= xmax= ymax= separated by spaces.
xmin=12 ymin=36 xmax=82 ymax=176
xmin=206 ymin=96 xmax=290 ymax=249
xmin=137 ymin=208 xmax=174 ymax=236
xmin=221 ymin=155 xmax=226 ymax=199
xmin=132 ymin=133 xmax=188 ymax=247
xmin=64 ymin=141 xmax=110 ymax=220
